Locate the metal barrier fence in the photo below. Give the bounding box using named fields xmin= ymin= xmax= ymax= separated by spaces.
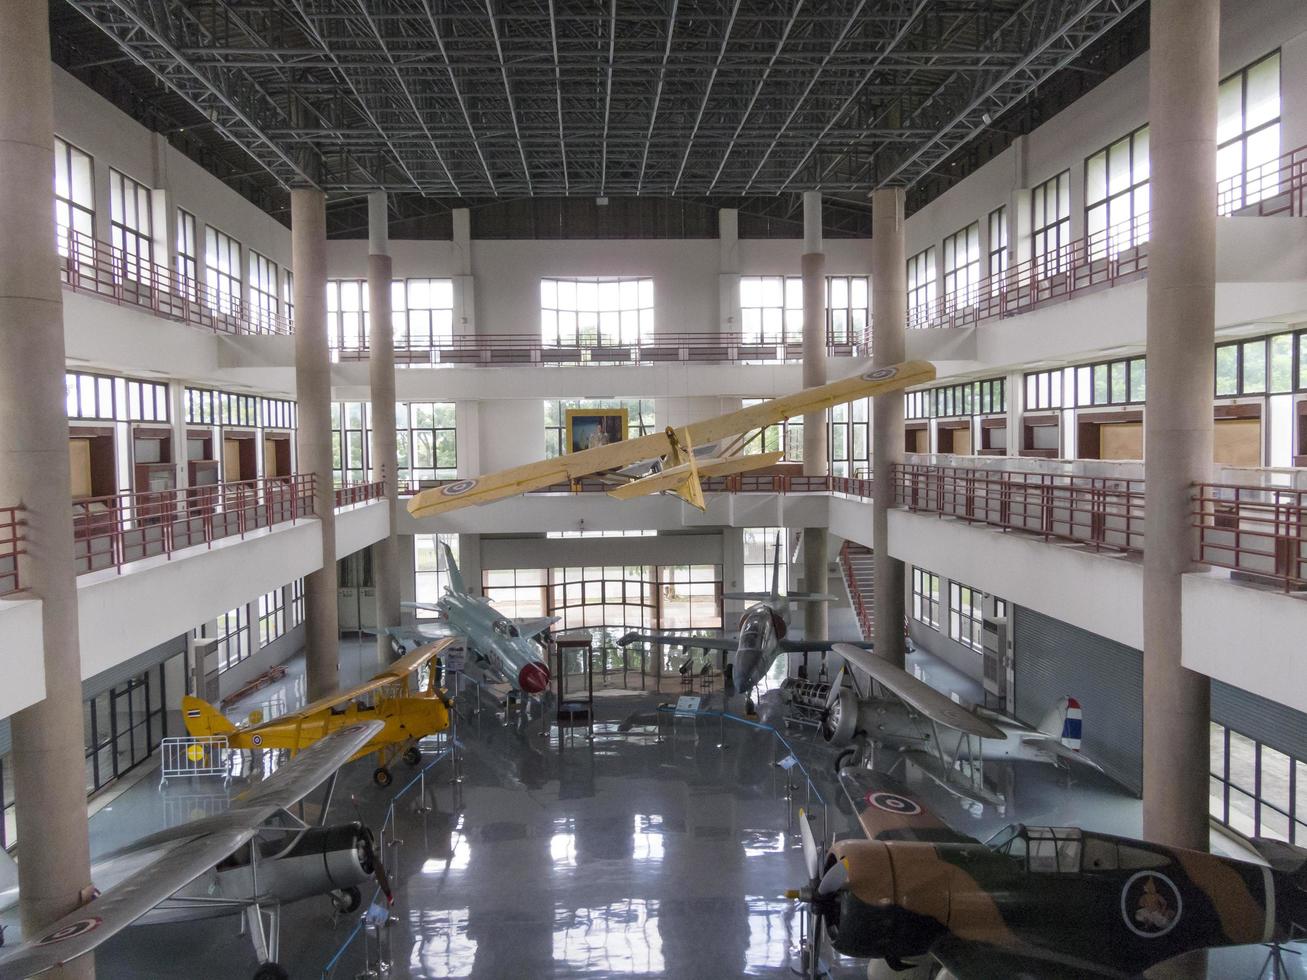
xmin=158 ymin=735 xmax=232 ymax=787
xmin=72 ymin=474 xmax=316 ymax=577
xmin=893 ymin=462 xmax=1147 ymax=553
xmin=1195 ymin=482 xmax=1307 ymax=591
xmin=58 ymin=229 xmax=293 ymax=336
xmin=334 ymin=480 xmax=386 ymax=508
xmin=0 ymin=505 xmax=21 ymax=597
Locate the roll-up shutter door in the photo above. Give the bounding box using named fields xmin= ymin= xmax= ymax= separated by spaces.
xmin=1213 ymin=681 xmax=1307 ymax=762
xmin=1012 ymin=606 xmax=1144 ymax=795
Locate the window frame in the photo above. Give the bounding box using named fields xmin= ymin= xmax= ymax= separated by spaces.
xmin=942 ymin=223 xmax=980 ymax=310
xmin=1217 ymin=50 xmax=1282 ymax=214
xmin=906 ymin=247 xmax=938 ymax=324
xmin=1085 ymin=125 xmax=1150 ymax=259
xmin=1030 ymin=170 xmax=1071 ymax=276
xmin=53 ymin=136 xmax=95 ymax=258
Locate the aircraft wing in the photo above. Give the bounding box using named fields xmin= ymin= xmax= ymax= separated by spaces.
xmin=780 ymin=638 xmax=873 ymax=653
xmin=930 ymin=935 xmax=1128 ymax=980
xmin=840 ymin=769 xmax=980 ymax=844
xmin=617 ymin=631 xmax=738 ymax=652
xmin=832 ymin=643 xmax=1006 ymax=741
xmin=408 ymin=359 xmax=936 ymax=517
xmin=0 ymin=721 xmax=380 ymax=977
xmin=400 ymin=600 xmax=443 ymax=613
xmin=371 ymin=636 xmax=460 ymax=685
xmin=1019 ymin=734 xmax=1108 ymax=774
xmin=513 ymin=616 xmax=559 ymax=639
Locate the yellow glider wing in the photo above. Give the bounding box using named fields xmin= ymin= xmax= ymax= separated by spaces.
xmin=607 ymin=451 xmax=784 ymax=503
xmin=408 ymin=359 xmax=935 ymax=517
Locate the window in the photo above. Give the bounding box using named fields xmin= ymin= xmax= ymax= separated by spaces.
xmin=1218 ymin=51 xmax=1281 ymax=213
xmin=282 ymin=269 xmax=295 ymax=324
xmin=548 ymin=565 xmax=656 ymax=631
xmin=83 ymin=664 xmax=168 ymax=797
xmin=214 ymin=606 xmax=251 ymax=672
xmin=53 ymin=137 xmax=94 ymax=257
xmin=398 ymin=401 xmax=457 ymax=484
xmin=176 ymin=209 xmax=198 ymax=298
xmin=739 ymin=276 xmax=870 ymax=346
xmin=331 ymin=401 xmax=370 ymax=487
xmin=414 ymin=534 xmax=459 ymax=613
xmin=911 ymin=568 xmax=941 ymax=630
xmin=546 ymin=530 xmax=657 ymax=538
xmin=987 ymin=207 xmax=1008 ymax=291
xmin=1211 ymin=721 xmax=1304 ymax=844
xmin=827 ymin=276 xmax=870 ymax=345
xmin=829 ymin=398 xmax=870 ymax=477
xmin=186 ymin=387 xmax=258 ymax=426
xmin=1024 ymin=358 xmax=1146 ymax=411
xmin=949 ymin=583 xmax=986 ymax=653
xmin=290 ymin=578 xmax=305 ymax=626
xmin=205 ymin=226 xmax=242 ymax=314
xmin=544 ymin=399 xmax=655 ymax=458
xmin=66 ymin=372 xmax=169 ymax=422
xmin=258 ymin=589 xmax=286 ymax=647
xmin=942 ymin=223 xmax=980 ymax=309
xmin=1031 ymin=170 xmax=1071 ymax=275
xmin=326 ymin=279 xmax=368 ymax=351
xmin=906 ymin=248 xmax=937 ymax=325
xmin=742 ymin=528 xmax=789 ymax=595
xmin=483 ymin=568 xmax=549 ymax=619
xmin=540 ymin=277 xmax=654 ymax=348
xmin=1086 ymin=126 xmax=1150 ymax=259
xmin=905 ymin=378 xmax=1006 ymax=420
xmin=259 ymin=397 xmax=297 ymax=430
xmin=394 ymin=278 xmax=454 ymax=349
xmin=742 ymin=398 xmax=802 ymax=462
xmin=1215 ymin=332 xmax=1295 ymax=397
xmin=248 ymin=250 xmax=279 ymax=332
xmin=109 ymin=169 xmax=153 ymax=282
xmin=656 ymin=564 xmax=722 ymax=630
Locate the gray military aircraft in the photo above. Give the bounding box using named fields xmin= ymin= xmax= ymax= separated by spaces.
xmin=403 ymin=542 xmax=558 ymax=694
xmin=618 ymin=535 xmax=871 ymax=708
xmin=0 ymin=722 xmax=386 ymax=980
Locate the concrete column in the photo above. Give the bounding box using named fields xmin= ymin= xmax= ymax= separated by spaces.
xmin=800 ymin=192 xmax=829 ymax=640
xmin=0 ymin=1 xmax=95 ymax=969
xmin=871 ymin=188 xmax=908 ymax=669
xmin=1142 ymin=0 xmax=1217 ymax=854
xmin=367 ymin=192 xmax=400 ymax=667
xmin=292 ymin=188 xmax=339 ymax=700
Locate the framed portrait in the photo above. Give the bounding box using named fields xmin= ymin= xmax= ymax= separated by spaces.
xmin=565 ymin=408 xmax=628 ymax=454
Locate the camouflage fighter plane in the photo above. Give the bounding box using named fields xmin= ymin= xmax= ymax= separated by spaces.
xmin=790 ymin=769 xmax=1307 ymax=979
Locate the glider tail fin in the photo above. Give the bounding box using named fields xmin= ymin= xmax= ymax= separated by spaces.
xmin=182 ymin=695 xmax=237 ymax=738
xmin=1038 ymin=696 xmax=1082 ymax=751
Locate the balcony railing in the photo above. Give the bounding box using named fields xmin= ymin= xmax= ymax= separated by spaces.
xmin=401 ymin=472 xmax=870 ymax=500
xmin=71 ymin=474 xmax=315 ymax=577
xmin=334 ymin=329 xmax=872 ymax=368
xmin=58 ymin=229 xmax=293 ymax=337
xmin=0 ymin=506 xmax=22 ymax=597
xmin=1195 ymin=483 xmax=1307 ymax=590
xmin=893 ymin=462 xmax=1147 ymax=553
xmin=1217 ymin=143 xmax=1307 ymax=217
xmin=334 ymin=480 xmax=386 ymax=507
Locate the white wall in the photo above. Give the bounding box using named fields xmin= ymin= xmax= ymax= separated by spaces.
xmin=0 ymin=599 xmax=47 ymax=717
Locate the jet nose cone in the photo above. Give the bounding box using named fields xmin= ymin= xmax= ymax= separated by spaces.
xmin=518 ymin=662 xmax=551 ymax=694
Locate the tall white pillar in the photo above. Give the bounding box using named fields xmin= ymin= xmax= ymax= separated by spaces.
xmin=368 ymin=192 xmax=400 ymax=666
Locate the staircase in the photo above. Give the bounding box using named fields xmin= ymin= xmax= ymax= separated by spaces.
xmin=838 ymin=541 xmax=875 ymax=640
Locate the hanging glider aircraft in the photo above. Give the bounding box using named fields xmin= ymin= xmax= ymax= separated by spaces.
xmin=0 ymin=722 xmax=387 ymax=980
xmin=617 ymin=534 xmax=870 ymax=705
xmin=406 ymin=360 xmax=936 ymax=517
xmin=802 ymin=642 xmax=1109 ymax=811
xmin=182 ymin=637 xmax=456 ymax=787
xmin=791 ymin=769 xmax=1307 ymax=979
xmin=401 ymin=542 xmax=557 ymax=695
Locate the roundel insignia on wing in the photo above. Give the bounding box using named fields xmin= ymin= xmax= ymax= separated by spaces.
xmin=1120 ymin=870 xmax=1183 ymax=938
xmin=251 ymin=734 xmax=263 ymax=747
xmin=38 ymin=917 xmax=102 ymax=945
xmin=338 ymin=723 xmax=369 ymax=736
xmin=861 ymin=366 xmax=899 ymax=383
xmin=866 ymin=791 xmax=922 ymax=815
xmin=440 ymin=479 xmax=478 ymax=497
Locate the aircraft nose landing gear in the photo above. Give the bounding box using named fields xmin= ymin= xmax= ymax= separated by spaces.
xmin=373 ymin=766 xmax=393 ymax=787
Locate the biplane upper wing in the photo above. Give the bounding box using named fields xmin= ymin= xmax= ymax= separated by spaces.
xmin=839 ymin=769 xmax=981 ymax=845
xmin=832 ymin=643 xmax=1007 ymax=741
xmin=408 ymin=360 xmax=936 ymax=517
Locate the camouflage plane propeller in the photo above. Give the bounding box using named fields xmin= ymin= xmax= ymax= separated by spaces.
xmin=182 ymin=637 xmax=456 ymax=787
xmin=617 ymin=534 xmax=871 ymax=709
xmin=791 ymin=769 xmax=1307 ymax=979
xmin=406 ymin=360 xmax=936 ymax=517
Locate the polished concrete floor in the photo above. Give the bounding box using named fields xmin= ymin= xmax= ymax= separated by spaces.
xmin=49 ymin=640 xmax=1307 ymax=978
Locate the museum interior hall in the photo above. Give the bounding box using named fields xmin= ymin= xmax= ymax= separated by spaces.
xmin=4 ymin=0 xmax=1307 ymax=977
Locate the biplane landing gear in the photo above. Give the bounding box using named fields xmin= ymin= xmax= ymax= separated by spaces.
xmin=252 ymin=965 xmax=288 ymax=980
xmin=331 ymin=886 xmax=362 ymax=914
xmin=403 ymin=746 xmax=422 ymax=766
xmin=373 ymin=766 xmax=393 ymax=787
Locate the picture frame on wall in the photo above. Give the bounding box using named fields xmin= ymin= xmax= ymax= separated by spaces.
xmin=565 ymin=408 xmax=627 ymax=454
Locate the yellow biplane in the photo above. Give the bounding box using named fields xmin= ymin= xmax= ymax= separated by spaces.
xmin=407 ymin=360 xmax=936 ymax=518
xmin=182 ymin=636 xmax=457 ymax=787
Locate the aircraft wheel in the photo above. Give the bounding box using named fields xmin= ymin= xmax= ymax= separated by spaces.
xmin=252 ymin=964 xmax=289 ymax=980
xmin=403 ymin=746 xmax=422 ymax=766
xmin=373 ymin=766 xmax=393 ymax=787
xmin=834 ymin=746 xmax=858 ymax=774
xmin=332 ymin=886 xmax=362 ymax=914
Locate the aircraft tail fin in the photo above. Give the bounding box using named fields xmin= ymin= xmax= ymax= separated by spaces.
xmin=770 ymin=533 xmax=782 ymax=602
xmin=441 ymin=542 xmax=466 ymax=594
xmin=1037 ymin=696 xmax=1082 ymax=750
xmin=182 ymin=695 xmax=237 ymax=738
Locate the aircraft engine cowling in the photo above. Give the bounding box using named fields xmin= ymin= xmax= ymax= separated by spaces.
xmin=237 ymin=823 xmax=375 ymax=906
xmin=824 ymin=839 xmax=944 ymax=961
xmin=822 ymin=687 xmax=860 ymax=745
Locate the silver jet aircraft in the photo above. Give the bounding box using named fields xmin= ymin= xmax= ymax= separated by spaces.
xmin=618 ymin=535 xmax=871 ymax=707
xmin=404 ymin=542 xmax=557 ymax=694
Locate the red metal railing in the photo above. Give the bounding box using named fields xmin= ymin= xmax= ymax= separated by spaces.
xmin=71 ymin=474 xmax=314 ymax=577
xmin=334 ymin=480 xmax=386 ymax=507
xmin=334 ymin=328 xmax=872 ymax=367
xmin=1194 ymin=482 xmax=1307 ymax=590
xmin=58 ymin=229 xmax=293 ymax=336
xmin=1217 ymin=143 xmax=1307 ymax=217
xmin=0 ymin=506 xmax=22 ymax=597
xmin=893 ymin=462 xmax=1147 ymax=553
xmin=400 ymin=473 xmax=873 ymax=499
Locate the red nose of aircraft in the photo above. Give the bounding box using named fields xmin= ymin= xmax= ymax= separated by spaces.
xmin=518 ymin=662 xmax=551 ymax=694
